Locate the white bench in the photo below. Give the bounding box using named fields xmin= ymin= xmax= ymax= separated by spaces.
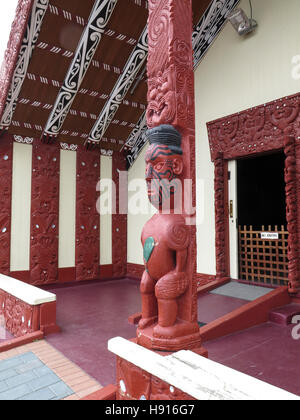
xmin=108 ymin=336 xmax=299 ymax=401
xmin=0 ymin=274 xmax=56 ymax=306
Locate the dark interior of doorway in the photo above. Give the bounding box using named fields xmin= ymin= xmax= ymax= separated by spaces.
xmin=237 ymin=151 xmax=288 ymax=287
xmin=237 ymin=151 xmax=286 ymax=229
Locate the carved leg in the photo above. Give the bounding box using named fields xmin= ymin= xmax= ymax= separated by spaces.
xmin=156 ymin=299 xmax=177 ymax=327
xmin=138 ymin=270 xmax=158 ymax=329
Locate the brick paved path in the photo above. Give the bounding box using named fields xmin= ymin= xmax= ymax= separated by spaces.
xmin=0 ymin=340 xmax=102 ymax=400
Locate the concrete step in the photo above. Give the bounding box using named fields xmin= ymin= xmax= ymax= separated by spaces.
xmin=269 ymin=304 xmax=300 ymax=325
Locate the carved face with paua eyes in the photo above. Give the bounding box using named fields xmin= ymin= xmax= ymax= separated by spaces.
xmin=144 ymin=125 xmax=183 ymax=210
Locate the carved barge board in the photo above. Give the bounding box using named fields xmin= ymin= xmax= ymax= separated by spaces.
xmin=0 ymin=133 xmax=13 ymax=276
xmin=75 ymin=146 xmax=100 ymax=282
xmin=0 ymin=0 xmax=49 ymax=128
xmin=30 ymin=140 xmax=60 ymax=285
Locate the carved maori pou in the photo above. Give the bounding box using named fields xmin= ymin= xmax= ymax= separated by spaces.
xmin=137 ymin=125 xmax=201 ymax=351
xmin=135 ymin=0 xmax=202 ymax=352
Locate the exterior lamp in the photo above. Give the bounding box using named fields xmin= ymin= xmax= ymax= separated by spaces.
xmin=227 ymin=6 xmax=258 ymax=36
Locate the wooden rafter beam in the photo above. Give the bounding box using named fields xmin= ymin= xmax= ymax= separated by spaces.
xmin=42 ymin=0 xmax=118 ymax=139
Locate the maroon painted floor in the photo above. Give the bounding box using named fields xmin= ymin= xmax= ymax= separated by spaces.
xmin=44 ymin=278 xmax=300 ymax=395
xmin=46 ymin=279 xmax=139 ymax=386
xmin=205 ymin=322 xmax=300 ymax=396
xmin=197 ymin=293 xmax=248 ymax=324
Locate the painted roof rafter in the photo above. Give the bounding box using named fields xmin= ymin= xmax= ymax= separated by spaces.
xmin=42 ymin=0 xmax=118 ymax=139
xmin=87 ymin=26 xmax=148 ymax=144
xmin=0 ymin=0 xmax=241 ymax=159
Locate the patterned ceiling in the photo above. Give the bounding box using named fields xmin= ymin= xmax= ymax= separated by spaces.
xmin=0 ymin=0 xmax=240 ymax=167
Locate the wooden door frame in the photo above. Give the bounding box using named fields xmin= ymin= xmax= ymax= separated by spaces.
xmin=207 ymin=92 xmax=300 ymax=294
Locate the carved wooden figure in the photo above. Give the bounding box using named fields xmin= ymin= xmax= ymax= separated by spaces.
xmin=138 ymin=126 xmax=201 ymax=351
xmin=137 ymin=0 xmax=201 ymax=352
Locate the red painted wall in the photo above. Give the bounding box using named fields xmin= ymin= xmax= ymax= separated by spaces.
xmin=30 ymin=139 xmax=60 ymax=285
xmin=75 ymin=146 xmax=100 ymax=282
xmin=0 ymin=133 xmax=13 ymax=276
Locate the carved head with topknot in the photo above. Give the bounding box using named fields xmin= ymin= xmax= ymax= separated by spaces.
xmin=145 ymin=124 xmax=183 ymax=210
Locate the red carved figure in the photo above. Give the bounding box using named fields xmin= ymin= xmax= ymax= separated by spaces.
xmin=137 ymin=125 xmax=201 ymax=350
xmin=135 ymin=0 xmax=201 ymax=351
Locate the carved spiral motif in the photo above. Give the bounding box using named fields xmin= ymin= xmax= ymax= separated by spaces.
xmin=148 ymin=11 xmax=169 ymax=48
xmin=167 ymin=222 xmax=190 ymax=251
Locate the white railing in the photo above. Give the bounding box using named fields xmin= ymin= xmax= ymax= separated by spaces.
xmin=108 ymin=337 xmax=299 ymax=401
xmin=0 ymin=274 xmax=56 ymax=306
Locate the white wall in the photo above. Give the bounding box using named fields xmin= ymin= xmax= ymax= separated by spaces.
xmin=58 ymin=149 xmax=76 ymax=268
xmin=127 ymin=0 xmax=300 ymax=275
xmin=195 ymin=0 xmax=300 ymax=275
xmin=100 ymin=155 xmax=112 ymax=265
xmin=127 ymin=146 xmax=155 ymax=265
xmin=10 ymin=142 xmax=32 ymax=271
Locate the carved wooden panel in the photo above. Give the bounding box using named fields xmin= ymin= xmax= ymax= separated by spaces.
xmin=0 ymin=291 xmax=39 ymax=338
xmin=214 ymin=154 xmax=229 ymax=281
xmin=112 ymin=152 xmax=127 ymax=278
xmin=116 ymin=356 xmax=194 ymax=401
xmin=207 ymin=94 xmax=300 ymax=162
xmin=284 ymin=136 xmax=300 ymax=292
xmin=207 ymin=93 xmax=300 ymax=293
xmin=0 ymin=133 xmax=13 ymax=275
xmin=147 ymin=0 xmax=194 ymax=130
xmin=76 ymin=146 xmax=100 ymax=282
xmin=30 ymin=140 xmax=60 ymax=285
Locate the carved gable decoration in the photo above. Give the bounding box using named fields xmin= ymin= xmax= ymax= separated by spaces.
xmin=207 ymin=94 xmax=300 ymax=161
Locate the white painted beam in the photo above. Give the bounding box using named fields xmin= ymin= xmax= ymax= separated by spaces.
xmin=0 ymin=274 xmax=56 ymax=306
xmin=108 ymin=336 xmax=299 ymax=401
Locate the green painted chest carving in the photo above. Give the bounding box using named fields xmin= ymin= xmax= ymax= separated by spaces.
xmin=143 ymin=237 xmax=155 ymax=263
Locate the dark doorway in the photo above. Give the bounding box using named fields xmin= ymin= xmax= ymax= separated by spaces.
xmin=237 ymin=151 xmax=288 ymax=287
xmin=237 ymin=151 xmax=286 ymax=229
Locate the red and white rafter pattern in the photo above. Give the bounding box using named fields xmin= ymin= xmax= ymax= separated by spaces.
xmin=26 ymin=72 xmax=147 ymax=110
xmin=17 ymin=96 xmax=138 ymax=129
xmin=36 ymin=41 xmax=125 ymax=75
xmin=48 ymin=3 xmax=138 ymax=46
xmin=11 ymin=118 xmax=125 ymax=146
xmin=132 ymin=0 xmax=148 ymax=7
xmin=60 ymin=142 xmax=78 ymax=151
xmin=13 ymin=135 xmax=34 ymax=144
xmin=12 ymin=120 xmax=43 ymax=132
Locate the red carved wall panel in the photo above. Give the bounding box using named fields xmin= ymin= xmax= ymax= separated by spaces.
xmin=116 ymin=356 xmax=195 ymax=401
xmin=112 ymin=152 xmax=127 ymax=278
xmin=76 ymin=146 xmax=100 ymax=282
xmin=0 ymin=289 xmax=39 ymax=338
xmin=30 ymin=140 xmax=60 ymax=285
xmin=127 ymin=263 xmax=144 ymax=280
xmin=207 ymin=93 xmax=300 ymax=293
xmin=0 ymin=133 xmax=13 ymax=275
